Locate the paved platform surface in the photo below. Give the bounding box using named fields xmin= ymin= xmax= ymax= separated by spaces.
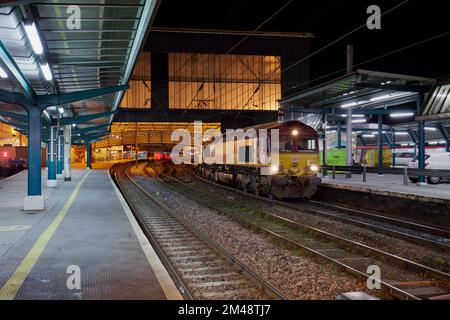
xmin=0 ymin=169 xmax=181 ymax=300
xmin=321 ymin=173 xmax=450 ymax=201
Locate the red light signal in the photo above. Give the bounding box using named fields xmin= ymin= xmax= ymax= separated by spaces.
xmin=3 ymin=152 xmax=8 ymax=158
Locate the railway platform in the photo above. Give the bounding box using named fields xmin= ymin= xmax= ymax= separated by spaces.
xmin=316 ymin=173 xmax=450 ymax=229
xmin=0 ymin=169 xmax=181 ymax=300
xmin=321 ymin=173 xmax=450 ymax=202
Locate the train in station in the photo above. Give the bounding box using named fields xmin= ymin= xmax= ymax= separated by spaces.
xmin=195 ymin=120 xmax=322 ymax=199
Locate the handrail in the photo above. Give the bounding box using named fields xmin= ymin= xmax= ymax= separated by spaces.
xmin=321 ymin=165 xmax=450 ymax=178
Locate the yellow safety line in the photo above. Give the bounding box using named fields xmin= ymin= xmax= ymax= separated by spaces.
xmin=0 ymin=171 xmax=90 ymax=300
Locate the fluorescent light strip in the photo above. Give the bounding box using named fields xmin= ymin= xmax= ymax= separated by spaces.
xmin=395 ymin=132 xmax=409 ymax=136
xmin=0 ymin=66 xmax=7 ymax=78
xmin=362 ymin=134 xmax=375 ymax=138
xmin=370 ymin=94 xmax=392 ymax=102
xmin=425 ymin=127 xmax=437 ymax=131
xmin=390 ymin=112 xmax=415 ymax=118
xmin=341 ymin=114 xmax=365 ymax=118
xmin=23 ymin=22 xmax=43 ymax=55
xmin=40 ymin=63 xmax=52 ymax=81
xmin=352 ymin=119 xmax=367 ymax=124
xmin=341 ymin=102 xmax=357 ymax=108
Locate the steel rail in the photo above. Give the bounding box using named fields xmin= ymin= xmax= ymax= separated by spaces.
xmin=191 ymin=169 xmax=450 ymax=250
xmin=114 ymin=164 xmax=287 ymax=300
xmin=153 ymin=165 xmax=450 ymax=300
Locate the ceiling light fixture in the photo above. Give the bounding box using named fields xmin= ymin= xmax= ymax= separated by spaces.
xmin=341 ymin=114 xmax=365 ymax=118
xmin=0 ymin=66 xmax=7 ymax=78
xmin=370 ymin=94 xmax=392 ymax=102
xmin=390 ymin=112 xmax=415 ymax=118
xmin=40 ymin=63 xmax=53 ymax=81
xmin=341 ymin=102 xmax=358 ymax=109
xmin=23 ymin=21 xmax=44 ymax=55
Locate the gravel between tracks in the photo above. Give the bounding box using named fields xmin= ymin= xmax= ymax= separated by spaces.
xmin=130 ymin=167 xmax=378 ymax=300
xmin=267 ymin=205 xmax=450 ymax=274
xmin=176 ymin=169 xmax=450 ymax=274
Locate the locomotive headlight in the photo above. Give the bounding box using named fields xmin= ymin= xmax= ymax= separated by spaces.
xmin=310 ymin=165 xmax=319 ymax=172
xmin=292 ymin=129 xmax=299 ymax=136
xmin=271 ymin=165 xmax=280 ymax=174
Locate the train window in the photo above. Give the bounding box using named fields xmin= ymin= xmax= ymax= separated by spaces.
xmin=238 ymin=146 xmax=255 ymax=163
xmin=297 ymin=138 xmax=317 ymax=151
xmin=279 ymin=136 xmax=293 ymax=152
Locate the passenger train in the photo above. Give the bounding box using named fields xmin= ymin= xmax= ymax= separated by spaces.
xmin=195 ymin=121 xmax=322 ymax=199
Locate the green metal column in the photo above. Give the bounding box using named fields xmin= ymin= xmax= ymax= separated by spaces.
xmin=47 ymin=126 xmax=57 ymax=187
xmin=337 ymin=122 xmax=342 ymax=149
xmin=322 ymin=114 xmax=327 ymax=165
xmin=417 ymin=95 xmax=426 ymax=183
xmin=392 ymin=129 xmax=397 ymax=167
xmin=64 ymin=125 xmax=72 ymax=182
xmin=437 ymin=125 xmax=450 ymax=152
xmin=377 ymin=115 xmax=383 ymax=175
xmin=24 ymin=107 xmax=45 ymax=210
xmin=418 ymin=120 xmax=426 ymax=183
xmin=57 ymin=131 xmax=63 ymax=177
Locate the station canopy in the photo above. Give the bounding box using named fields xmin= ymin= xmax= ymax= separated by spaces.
xmin=0 ymin=0 xmax=159 ymax=143
xmin=418 ymin=81 xmax=450 ymax=121
xmin=279 ymin=69 xmax=450 ymax=147
xmin=281 ymin=69 xmax=434 ymax=112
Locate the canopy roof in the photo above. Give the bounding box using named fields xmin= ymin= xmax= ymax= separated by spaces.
xmin=0 ymin=0 xmax=159 ymax=142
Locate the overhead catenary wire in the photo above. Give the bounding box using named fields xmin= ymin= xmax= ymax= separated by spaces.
xmin=206 ymin=0 xmax=413 ymax=115
xmin=203 ymin=27 xmax=450 ymax=121
xmin=174 ymin=0 xmax=294 ymax=118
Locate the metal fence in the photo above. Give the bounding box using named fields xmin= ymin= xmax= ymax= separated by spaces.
xmin=320 ymin=165 xmax=450 ymax=185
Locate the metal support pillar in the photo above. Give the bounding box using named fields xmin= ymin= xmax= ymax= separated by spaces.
xmin=64 ymin=125 xmax=72 ymax=182
xmin=47 ymin=126 xmax=58 ymax=188
xmin=377 ymin=115 xmax=384 ymax=176
xmin=416 ymin=94 xmax=426 ymax=184
xmin=86 ymin=141 xmax=92 ymax=170
xmin=57 ymin=130 xmax=64 ymax=178
xmin=418 ymin=120 xmax=426 ymax=184
xmin=24 ymin=107 xmax=44 ymax=210
xmin=346 ymin=45 xmax=354 ymax=173
xmin=322 ymin=114 xmax=327 ymax=176
xmin=346 ymin=108 xmax=353 ymax=173
xmin=437 ymin=125 xmax=450 ymax=152
xmin=337 ymin=122 xmax=342 ymax=149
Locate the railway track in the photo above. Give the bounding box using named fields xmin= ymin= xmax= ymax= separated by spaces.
xmin=295 ymin=200 xmax=450 ymax=251
xmin=150 ymin=163 xmax=450 ymax=300
xmin=112 ymin=164 xmax=287 ymax=300
xmin=185 ymin=166 xmax=450 ymax=251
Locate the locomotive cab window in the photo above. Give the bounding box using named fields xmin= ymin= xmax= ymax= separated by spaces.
xmin=297 ymin=138 xmax=317 ymax=151
xmin=280 ymin=136 xmax=293 ymax=152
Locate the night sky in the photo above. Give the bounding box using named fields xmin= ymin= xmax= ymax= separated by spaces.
xmin=153 ymin=0 xmax=450 ymax=87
